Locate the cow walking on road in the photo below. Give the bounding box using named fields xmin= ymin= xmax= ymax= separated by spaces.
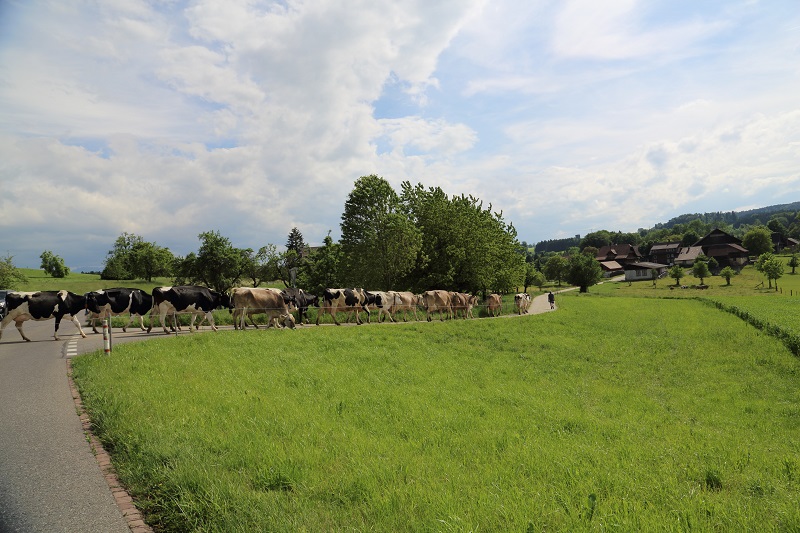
xmin=1 ymin=290 xmax=88 ymax=341
xmin=514 ymin=293 xmax=532 ymax=315
xmin=147 ymin=286 xmax=231 ymax=334
xmin=422 ymin=290 xmax=452 ymax=321
xmin=85 ymin=288 xmax=153 ymax=333
xmin=486 ymin=293 xmax=502 ymax=317
xmin=231 ymin=287 xmax=296 ymax=329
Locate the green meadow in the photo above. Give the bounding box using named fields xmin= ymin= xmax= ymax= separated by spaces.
xmin=72 ymin=294 xmax=800 ymax=532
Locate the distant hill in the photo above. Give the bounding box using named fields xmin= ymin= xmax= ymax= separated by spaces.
xmin=651 ymin=201 xmax=800 ymax=231
xmin=534 ymin=202 xmax=800 ymax=253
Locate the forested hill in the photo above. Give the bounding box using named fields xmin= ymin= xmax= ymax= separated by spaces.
xmin=534 ymin=201 xmax=800 ymax=253
xmin=652 ymin=201 xmax=800 ymax=231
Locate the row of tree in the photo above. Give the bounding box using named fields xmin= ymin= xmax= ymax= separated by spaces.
xmin=90 ymin=176 xmax=530 ymax=296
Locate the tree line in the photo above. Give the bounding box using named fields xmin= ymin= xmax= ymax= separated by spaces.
xmin=3 ymin=176 xmax=531 ymax=296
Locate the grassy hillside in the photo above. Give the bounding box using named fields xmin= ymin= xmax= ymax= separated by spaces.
xmin=72 ymin=296 xmax=800 ymax=532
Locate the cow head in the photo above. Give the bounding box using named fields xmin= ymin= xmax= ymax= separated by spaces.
xmin=280 ymin=312 xmax=296 ymax=329
xmin=84 ymin=292 xmax=102 ymax=313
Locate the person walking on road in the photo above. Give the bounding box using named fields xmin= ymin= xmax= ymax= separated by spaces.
xmin=548 ymin=291 xmax=555 ymax=309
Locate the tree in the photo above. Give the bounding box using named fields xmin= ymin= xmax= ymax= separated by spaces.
xmin=755 ymin=252 xmax=784 ymax=290
xmin=285 ymin=228 xmax=306 ymax=285
xmin=240 ymin=245 xmax=281 ymax=287
xmin=719 ymin=266 xmax=738 ymax=286
xmin=0 ymin=255 xmax=28 ymax=289
xmin=102 ymin=232 xmax=141 ymax=279
xmin=193 ymin=231 xmax=244 ymax=293
xmin=341 ymin=176 xmax=422 ymax=289
xmin=298 ymin=233 xmax=343 ymax=295
xmin=524 ymin=263 xmax=545 ymax=292
xmin=128 ymin=241 xmax=173 ymax=282
xmin=400 ymin=181 xmax=523 ymax=294
xmin=668 ymin=265 xmax=685 ymax=286
xmin=40 ymin=251 xmax=69 ymax=278
xmin=788 ymin=253 xmax=799 ymax=275
xmin=543 ymin=255 xmax=568 ymax=286
xmin=565 ymin=252 xmax=602 ymax=293
xmin=580 ymin=230 xmax=612 ymax=250
xmin=692 ymin=261 xmax=711 ymax=285
xmin=101 ymin=232 xmax=173 ymax=281
xmin=742 ymin=226 xmax=773 ymax=257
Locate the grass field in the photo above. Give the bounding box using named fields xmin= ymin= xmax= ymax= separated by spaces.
xmin=72 ymin=295 xmax=800 ymax=532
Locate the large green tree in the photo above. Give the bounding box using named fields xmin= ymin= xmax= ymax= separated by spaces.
xmin=102 ymin=232 xmax=173 ymax=281
xmin=742 ymin=226 xmax=773 ymax=257
xmin=341 ymin=175 xmax=422 ymax=289
xmin=543 ymin=255 xmax=568 ymax=286
xmin=399 ymin=182 xmax=524 ymax=294
xmin=565 ymin=252 xmax=602 ymax=292
xmin=40 ymin=250 xmax=69 ymax=278
xmin=193 ymin=231 xmax=244 ymax=292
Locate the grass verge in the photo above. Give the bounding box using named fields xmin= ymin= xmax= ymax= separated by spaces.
xmin=72 ymin=296 xmax=800 ymax=531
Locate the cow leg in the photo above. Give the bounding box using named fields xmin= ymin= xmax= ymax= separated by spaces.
xmin=160 ymin=309 xmax=170 ymax=334
xmin=248 ymin=310 xmax=259 ymax=329
xmin=91 ymin=318 xmax=100 ymax=334
xmin=14 ymin=319 xmax=32 ymax=342
xmin=206 ymin=312 xmax=217 ymax=332
xmin=0 ymin=315 xmax=24 ymax=341
xmin=69 ymin=314 xmax=87 ymax=338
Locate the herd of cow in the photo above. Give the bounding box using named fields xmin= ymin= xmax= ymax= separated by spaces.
xmin=0 ymin=285 xmax=535 ymax=342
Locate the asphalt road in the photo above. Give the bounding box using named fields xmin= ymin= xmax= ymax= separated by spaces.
xmin=0 ymin=318 xmax=130 ymax=533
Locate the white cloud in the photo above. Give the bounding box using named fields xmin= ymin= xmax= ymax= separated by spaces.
xmin=0 ymin=0 xmax=798 ymax=269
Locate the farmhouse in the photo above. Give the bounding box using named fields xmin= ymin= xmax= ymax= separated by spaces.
xmin=772 ymin=232 xmax=799 ymax=253
xmin=596 ymin=244 xmax=643 ymax=267
xmin=623 ymin=261 xmax=668 ymax=282
xmin=693 ymin=228 xmax=749 ymax=268
xmin=649 ymin=242 xmax=682 ymax=265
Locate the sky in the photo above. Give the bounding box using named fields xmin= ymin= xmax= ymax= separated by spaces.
xmin=1 ymin=0 xmax=799 ymax=272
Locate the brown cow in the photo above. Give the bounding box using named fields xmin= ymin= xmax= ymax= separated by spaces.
xmin=422 ymin=290 xmax=452 ymax=321
xmin=387 ymin=291 xmax=421 ymax=322
xmin=231 ymin=287 xmax=295 ymax=330
xmin=486 ymin=293 xmax=502 ymax=317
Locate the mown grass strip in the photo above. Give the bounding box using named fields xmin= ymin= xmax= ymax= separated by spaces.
xmin=72 ymin=295 xmax=800 ymax=532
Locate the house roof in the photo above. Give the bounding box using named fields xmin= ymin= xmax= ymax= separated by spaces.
xmin=596 ymin=244 xmax=642 ymax=260
xmin=623 ymin=261 xmax=668 ymax=270
xmin=676 ymin=246 xmax=703 ymax=262
xmin=599 ymin=260 xmax=623 ymax=271
xmin=694 ymin=228 xmax=743 ymax=247
xmin=650 ymin=242 xmax=681 ymax=252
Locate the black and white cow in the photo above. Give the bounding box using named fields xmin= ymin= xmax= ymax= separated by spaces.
xmin=316 ymin=288 xmax=369 ymax=325
xmin=281 ymin=287 xmax=319 ymax=324
xmin=0 ymin=290 xmax=87 ymax=341
xmin=366 ymin=291 xmax=395 ymax=323
xmin=147 ymin=286 xmax=232 ymax=334
xmin=85 ymin=288 xmax=153 ymax=333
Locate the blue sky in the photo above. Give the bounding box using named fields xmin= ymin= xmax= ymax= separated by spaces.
xmin=1 ymin=0 xmax=798 ymax=271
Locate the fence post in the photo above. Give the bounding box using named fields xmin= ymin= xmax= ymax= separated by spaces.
xmin=103 ymin=318 xmax=111 ymax=355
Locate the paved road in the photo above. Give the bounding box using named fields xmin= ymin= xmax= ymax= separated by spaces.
xmin=0 ymin=319 xmax=130 ymax=533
